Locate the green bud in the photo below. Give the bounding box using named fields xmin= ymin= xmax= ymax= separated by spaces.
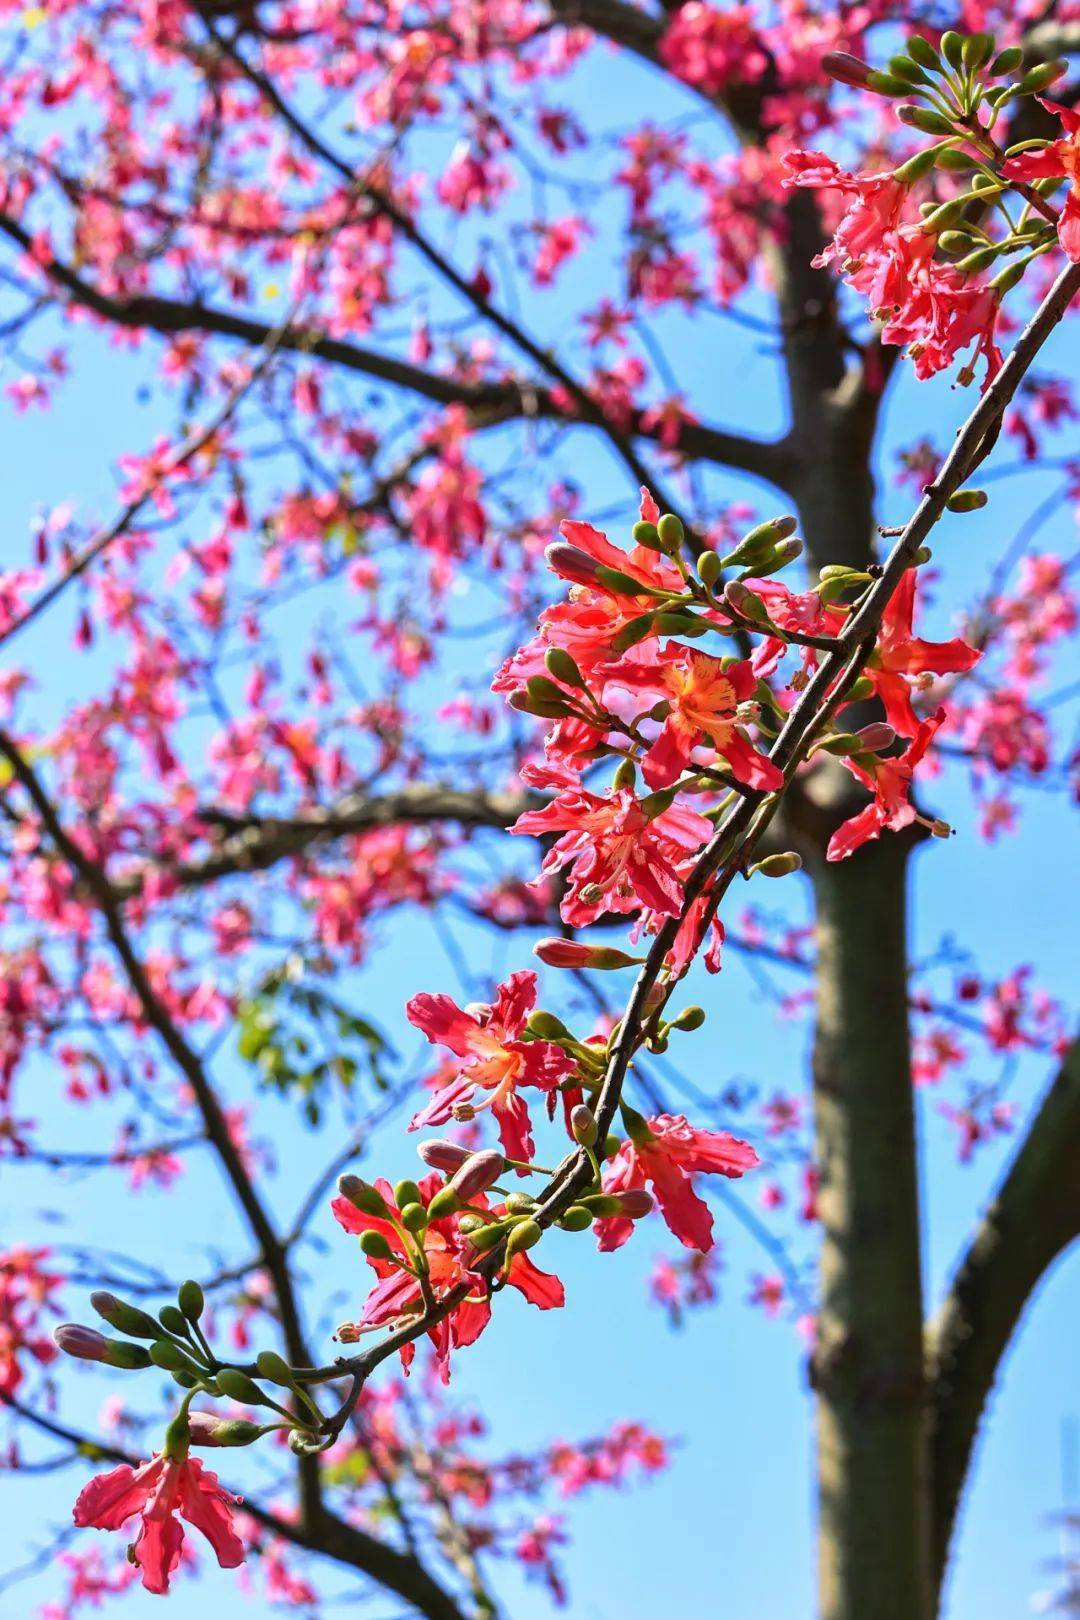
xmin=750 ymin=851 xmax=803 ymax=878
xmin=957 ymin=244 xmax=1002 ymax=274
xmin=940 ymin=30 xmax=964 ymax=69
xmin=466 ymin=1220 xmax=506 ymax=1253
xmin=887 ymin=54 xmax=931 ymax=86
xmin=656 ymin=512 xmax=685 ymax=551
xmin=722 ymin=514 xmax=797 ymax=569
xmin=105 ymin=1339 xmax=154 ymax=1369
xmin=936 ymin=147 xmax=978 ymax=171
xmin=90 ymin=1292 xmax=164 ymax=1341
xmin=946 ymin=488 xmax=989 ymax=512
xmin=906 ymin=35 xmax=940 ymax=70
xmin=990 ymin=45 xmax=1022 ymax=76
xmin=668 ymin=1005 xmax=706 ymax=1031
xmin=866 ymin=69 xmax=917 ymax=96
xmin=545 ymin=646 xmax=585 ymax=688
xmin=504 ymin=1219 xmax=543 ymax=1258
xmin=962 ymin=32 xmax=994 ymax=71
xmin=558 ymin=1205 xmax=595 ymax=1232
xmin=844 ymin=675 xmax=874 ymax=702
xmin=359 ymin=1230 xmax=396 ymax=1261
xmin=1013 ymin=59 xmax=1067 ymax=96
xmin=255 ymin=1350 xmax=295 ymax=1387
xmin=602 ymin=1133 xmax=623 ymax=1159
xmin=393 ymin=1179 xmax=422 ymax=1212
xmin=149 ymin=1339 xmax=202 ymax=1375
xmin=651 ymin=611 xmax=708 ymax=637
xmin=158 ymin=1305 xmax=188 ymax=1337
xmin=525 ymin=675 xmax=574 ymax=712
xmin=989 ymin=259 xmax=1027 ymax=295
xmin=525 ymin=1009 xmax=572 ymax=1041
xmin=400 ymin=1201 xmax=428 ymax=1233
xmin=178 ymin=1280 xmax=204 ymax=1323
xmin=571 ymin=1104 xmax=598 ymax=1146
xmin=697 ymin=550 xmax=723 ymax=589
xmin=194 ymin=1417 xmax=265 ymax=1447
xmin=631 ymin=520 xmax=661 ymax=548
xmin=580 ymin=1194 xmax=623 ymax=1218
xmin=337 ymin=1175 xmax=391 ymax=1218
xmin=815 ymin=732 xmax=864 ymax=756
xmin=595 ymin=565 xmax=650 ymax=596
xmin=509 ymin=687 xmax=574 ymax=720
xmin=921 ymin=197 xmax=969 ymax=233
xmin=893 ymin=145 xmax=943 ymax=183
xmin=215 ymin=1368 xmax=271 ymax=1405
xmin=897 ymin=104 xmax=957 ymax=136
xmin=611 ymin=613 xmax=659 ymax=654
xmin=425 ymin=1186 xmax=460 ymax=1222
xmin=504 ymin=1192 xmax=538 ymax=1215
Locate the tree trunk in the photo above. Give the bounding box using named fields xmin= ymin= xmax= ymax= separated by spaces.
xmin=808 ymin=839 xmax=931 ymax=1620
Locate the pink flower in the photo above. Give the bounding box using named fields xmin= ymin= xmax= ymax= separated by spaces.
xmin=867 ymin=572 xmax=980 ymax=736
xmin=827 ymin=710 xmax=945 ymax=862
xmin=613 ymin=646 xmax=783 ymax=791
xmin=72 ymin=1454 xmax=244 ymax=1594
xmin=511 ymin=786 xmax=712 ymax=927
xmin=406 ymin=971 xmax=574 ymax=1161
xmin=1001 ymin=101 xmax=1080 ymax=262
xmin=332 ymin=1178 xmax=563 ymax=1382
xmin=596 ymin=1113 xmax=758 ymax=1252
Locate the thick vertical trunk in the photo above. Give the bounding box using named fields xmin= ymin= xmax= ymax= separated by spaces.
xmin=808 ymin=841 xmax=931 ymax=1620
xmin=793 ymin=443 xmax=932 ymax=1620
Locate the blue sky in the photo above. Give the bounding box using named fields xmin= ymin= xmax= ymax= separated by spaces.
xmin=1 ymin=22 xmax=1078 ymax=1620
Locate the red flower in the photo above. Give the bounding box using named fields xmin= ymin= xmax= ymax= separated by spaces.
xmin=1001 ymin=101 xmax=1080 ymax=263
xmin=332 ymin=1178 xmax=563 ymax=1381
xmin=827 ymin=710 xmax=944 ymax=862
xmin=613 ymin=646 xmax=783 ymax=791
xmin=511 ymin=786 xmax=711 ymax=926
xmin=406 ymin=971 xmax=574 ymax=1161
xmin=867 ymin=572 xmax=980 ymax=736
xmin=596 ymin=1113 xmax=758 ymax=1253
xmin=72 ymin=1454 xmax=244 ymax=1594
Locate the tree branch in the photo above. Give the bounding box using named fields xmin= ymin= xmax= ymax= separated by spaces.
xmin=0 ymin=213 xmax=788 ymax=488
xmin=926 ymin=1036 xmax=1080 ymax=1599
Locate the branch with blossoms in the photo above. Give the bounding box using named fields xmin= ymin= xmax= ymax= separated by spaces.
xmin=32 ymin=33 xmax=1080 ymax=1598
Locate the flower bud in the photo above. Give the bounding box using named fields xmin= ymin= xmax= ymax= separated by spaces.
xmin=570 ymin=1104 xmax=598 ymax=1147
xmin=450 ymin=1149 xmax=507 ymax=1201
xmin=822 ymin=50 xmax=872 ymax=87
xmin=611 ymin=612 xmax=658 ymax=653
xmin=722 ymin=514 xmax=797 ymax=568
xmin=149 ymin=1340 xmax=202 ymax=1376
xmin=656 ymin=512 xmax=685 ymax=551
xmin=557 ymin=1205 xmax=594 ymax=1232
xmin=394 ymin=1179 xmax=422 ymax=1211
xmin=359 ymin=1230 xmax=396 ymax=1261
xmin=724 ymin=581 xmax=770 ymax=621
xmin=545 ymin=541 xmax=602 ymax=585
xmin=400 ymin=1201 xmax=428 ymax=1232
xmin=667 ymin=1005 xmax=706 ymax=1031
xmin=466 ymin=1220 xmax=506 ymax=1252
xmin=616 ymin=1189 xmax=655 ymax=1219
xmin=417 ymin=1139 xmax=471 ymax=1173
xmin=256 ymin=1351 xmax=295 ymax=1387
xmin=426 ymin=1185 xmax=461 ymax=1222
xmin=946 ymin=488 xmax=988 ymax=512
xmin=504 ymin=1219 xmax=543 ymax=1258
xmin=906 ymin=35 xmax=941 ymax=70
xmin=581 ymin=1193 xmax=623 ymax=1217
xmin=534 ymin=937 xmax=643 ymax=970
xmin=188 ymin=1413 xmax=265 ymax=1448
xmin=1012 ymin=59 xmax=1066 ymax=95
xmin=814 ymin=731 xmax=863 ymax=756
xmin=178 ymin=1280 xmax=204 ymax=1323
xmin=854 ymin=723 xmax=896 ymax=753
xmin=544 ymin=646 xmax=585 ymax=689
xmin=697 ymin=550 xmax=724 ymax=589
xmin=504 ymin=1192 xmax=538 ymax=1214
xmin=338 ymin=1175 xmax=391 ymax=1218
xmin=897 ymin=104 xmax=956 ymax=136
xmin=631 ymin=519 xmax=661 ymax=548
xmin=866 ymin=69 xmax=917 ymax=96
xmin=215 ymin=1367 xmax=271 ymax=1405
xmin=524 ymin=676 xmax=575 ymax=716
xmin=749 ymin=851 xmax=803 ymax=878
xmin=961 ymin=31 xmax=994 ymax=71
xmin=990 ymin=45 xmax=1022 ymax=75
xmin=940 ymin=30 xmax=964 ymax=69
xmin=55 ymin=1325 xmax=152 ymax=1368
xmin=90 ymin=1292 xmax=163 ymax=1341
xmin=893 ymin=145 xmax=942 ymax=184
xmin=158 ymin=1305 xmax=188 ymax=1337
xmin=595 ymin=564 xmax=650 ymax=597
xmin=525 ymin=1009 xmax=573 ymax=1041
